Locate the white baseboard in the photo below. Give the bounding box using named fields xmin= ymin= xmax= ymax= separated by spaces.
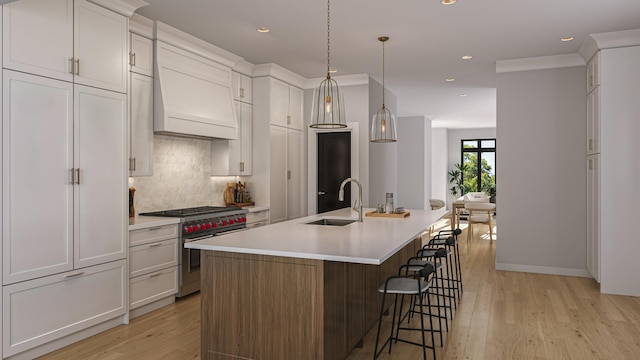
xmin=496 ymin=263 xmax=591 ymax=278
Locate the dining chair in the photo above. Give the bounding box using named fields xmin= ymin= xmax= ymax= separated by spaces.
xmin=464 ymin=202 xmax=496 ymax=242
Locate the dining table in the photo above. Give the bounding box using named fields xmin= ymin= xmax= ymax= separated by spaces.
xmin=450 ymin=194 xmax=493 ymax=229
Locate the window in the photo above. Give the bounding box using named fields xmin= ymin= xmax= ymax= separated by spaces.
xmin=461 ymin=139 xmax=496 ymax=196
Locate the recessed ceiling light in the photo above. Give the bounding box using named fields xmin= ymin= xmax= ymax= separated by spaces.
xmin=560 ymin=36 xmax=574 ymax=42
xmin=441 ymin=0 xmax=456 ymax=4
xmin=257 ymin=27 xmax=270 ymax=33
xmin=460 ymin=93 xmax=468 ymax=97
xmin=462 ymin=55 xmax=473 ymax=60
xmin=446 ymin=78 xmax=455 ymax=82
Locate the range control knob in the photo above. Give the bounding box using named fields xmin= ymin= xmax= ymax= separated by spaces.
xmin=205 ymin=223 xmax=211 ymax=229
xmin=194 ymin=225 xmax=200 ymax=231
xmin=212 ymin=222 xmax=218 ymax=228
xmin=230 ymin=219 xmax=235 ymax=224
xmin=222 ymin=220 xmax=228 ymax=226
xmin=187 ymin=226 xmax=194 ymax=233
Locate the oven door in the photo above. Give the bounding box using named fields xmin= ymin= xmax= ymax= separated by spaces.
xmin=184 ymin=234 xmax=213 ymax=273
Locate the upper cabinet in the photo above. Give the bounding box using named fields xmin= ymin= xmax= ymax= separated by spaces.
xmin=587 ymin=52 xmax=600 ymax=94
xmin=3 ymin=0 xmax=128 ymax=93
xmin=130 ymin=72 xmax=154 ymax=176
xmin=269 ymin=78 xmax=303 ymax=130
xmin=130 ymin=32 xmax=154 ymax=77
xmin=211 ymin=101 xmax=253 ymax=176
xmin=232 ymin=71 xmax=253 ymax=104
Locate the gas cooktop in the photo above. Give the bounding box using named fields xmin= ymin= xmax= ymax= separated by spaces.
xmin=140 ymin=206 xmax=237 ymax=218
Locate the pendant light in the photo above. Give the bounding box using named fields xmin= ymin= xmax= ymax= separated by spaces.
xmin=310 ymin=0 xmax=347 ymax=129
xmin=370 ymin=36 xmax=397 ymax=142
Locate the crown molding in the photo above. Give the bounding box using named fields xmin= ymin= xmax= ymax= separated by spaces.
xmin=253 ymin=63 xmax=306 ymax=88
xmin=232 ymin=60 xmax=255 ymax=77
xmin=579 ymin=29 xmax=640 ymax=62
xmin=129 ymin=13 xmax=154 ymax=38
xmin=88 ymin=0 xmax=148 ymax=17
xmin=304 ymin=73 xmax=369 ymax=89
xmin=496 ymin=53 xmax=585 ymax=73
xmin=155 ymin=21 xmax=243 ymax=68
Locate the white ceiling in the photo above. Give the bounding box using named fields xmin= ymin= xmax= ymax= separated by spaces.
xmin=136 ymin=0 xmax=640 ymax=129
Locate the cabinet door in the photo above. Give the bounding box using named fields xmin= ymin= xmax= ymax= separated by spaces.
xmin=2 ymin=71 xmax=74 ymax=285
xmin=586 ymin=86 xmax=600 ymax=155
xmin=130 ymin=33 xmax=153 ymax=77
xmin=240 ymin=102 xmax=253 ymax=174
xmin=227 ymin=101 xmax=244 ymax=175
xmin=74 ymin=85 xmax=127 ymax=269
xmin=232 ymin=72 xmax=242 ymax=101
xmin=74 ymin=0 xmax=128 ymax=93
xmin=2 ymin=0 xmax=74 ymax=82
xmin=287 ymin=129 xmax=304 ymax=220
xmin=270 ymin=78 xmax=290 ymax=127
xmin=2 ymin=260 xmax=126 ymax=357
xmin=270 ymin=126 xmax=288 ymax=223
xmin=241 ymin=73 xmax=253 ymax=104
xmin=587 ymin=52 xmax=600 ymax=94
xmin=130 ymin=73 xmax=154 ymax=176
xmin=288 ymin=85 xmax=304 ymax=130
xmin=586 ymin=155 xmax=600 ymax=282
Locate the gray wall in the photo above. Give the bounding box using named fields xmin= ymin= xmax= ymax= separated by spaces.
xmin=368 ymin=77 xmax=398 ymax=206
xmin=398 ymin=116 xmax=432 ymax=209
xmin=496 ymin=66 xmax=587 ymax=274
xmin=431 ymin=128 xmax=448 ymax=205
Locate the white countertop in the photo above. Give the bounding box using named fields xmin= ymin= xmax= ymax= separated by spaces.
xmin=186 ymin=208 xmax=447 ymax=265
xmin=129 ymin=215 xmax=180 ymax=230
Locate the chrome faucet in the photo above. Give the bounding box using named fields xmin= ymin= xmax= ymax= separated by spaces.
xmin=338 ymin=177 xmax=363 ymax=222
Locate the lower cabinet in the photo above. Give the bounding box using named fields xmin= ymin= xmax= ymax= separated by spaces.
xmin=128 ymin=223 xmax=179 ymax=317
xmin=245 ymin=209 xmax=270 ymax=228
xmin=2 ymin=260 xmax=126 ymax=357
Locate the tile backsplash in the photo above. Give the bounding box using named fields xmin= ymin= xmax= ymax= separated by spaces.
xmin=129 ymin=134 xmax=238 ymax=214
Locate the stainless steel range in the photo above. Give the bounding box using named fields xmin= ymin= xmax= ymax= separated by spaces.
xmin=140 ymin=206 xmax=248 ymax=297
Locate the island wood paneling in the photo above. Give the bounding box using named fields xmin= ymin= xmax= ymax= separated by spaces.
xmin=201 ymin=237 xmax=422 ymax=360
xmin=201 ymin=251 xmax=324 ymax=360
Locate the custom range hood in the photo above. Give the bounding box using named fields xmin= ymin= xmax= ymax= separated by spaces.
xmin=154 ymin=22 xmax=243 ymax=139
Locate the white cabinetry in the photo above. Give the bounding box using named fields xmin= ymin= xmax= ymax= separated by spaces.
xmin=586 ymin=86 xmax=600 ymax=155
xmin=2 ymin=260 xmax=126 ymax=357
xmin=128 ymin=223 xmax=179 ymax=318
xmin=2 ymin=71 xmax=127 ymax=284
xmin=3 ymin=0 xmax=128 ymax=93
xmin=586 ymin=154 xmax=600 ymax=282
xmin=129 ymin=32 xmax=153 ymax=77
xmin=130 ymin=68 xmax=154 ymax=176
xmin=269 ymin=125 xmax=303 ymax=223
xmin=587 ymin=51 xmax=600 ymax=94
xmin=211 ymin=101 xmax=253 ymax=175
xmin=245 ymin=208 xmax=270 ymax=229
xmin=269 ymin=78 xmax=303 ymax=130
xmin=232 ymin=71 xmax=253 ymax=104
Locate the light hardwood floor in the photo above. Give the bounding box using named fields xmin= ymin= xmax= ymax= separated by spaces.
xmin=39 ymin=222 xmax=640 ymax=360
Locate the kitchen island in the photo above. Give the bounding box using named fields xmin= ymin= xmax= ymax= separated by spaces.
xmin=187 ymin=208 xmax=446 ymax=360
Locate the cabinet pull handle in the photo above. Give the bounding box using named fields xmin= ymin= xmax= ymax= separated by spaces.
xmin=75 ymin=168 xmax=80 ymax=184
xmin=148 ymin=226 xmax=163 ymax=231
xmin=240 ymin=162 xmax=244 ymax=172
xmin=149 ymin=272 xmax=162 ymax=278
xmin=129 ymin=52 xmax=136 ymax=67
xmin=589 ymin=159 xmax=593 ymax=170
xmin=588 ymin=139 xmax=593 ymax=151
xmin=75 ymin=59 xmax=80 ymax=75
xmin=149 ymin=243 xmax=162 ymax=248
xmin=287 ymin=115 xmax=291 ymax=125
xmin=240 ymin=88 xmax=244 ymax=98
xmin=65 ymin=272 xmax=84 ymax=279
xmin=287 ymin=170 xmax=291 ymax=180
xmin=69 ymin=168 xmax=75 ymax=184
xmin=68 ymin=57 xmax=75 ymax=74
xmin=589 ymin=75 xmax=593 ymax=87
xmin=132 ymin=158 xmax=136 ymax=171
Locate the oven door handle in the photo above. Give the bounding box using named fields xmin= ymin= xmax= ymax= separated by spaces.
xmin=184 ymin=234 xmax=214 ymax=244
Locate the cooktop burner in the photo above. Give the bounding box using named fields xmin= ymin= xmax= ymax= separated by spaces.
xmin=140 ymin=206 xmax=233 ymax=218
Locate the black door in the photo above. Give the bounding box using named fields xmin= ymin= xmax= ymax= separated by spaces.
xmin=317 ymin=132 xmax=351 ymax=213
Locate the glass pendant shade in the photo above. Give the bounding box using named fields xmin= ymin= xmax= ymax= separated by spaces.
xmin=370 ymin=105 xmax=397 ymax=142
xmin=310 ymin=76 xmax=347 ymax=128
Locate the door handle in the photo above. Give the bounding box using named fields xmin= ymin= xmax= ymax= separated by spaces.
xmin=75 ymin=59 xmax=80 ymax=76
xmin=318 ymin=191 xmax=326 ymax=195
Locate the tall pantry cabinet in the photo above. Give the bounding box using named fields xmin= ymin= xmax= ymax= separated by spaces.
xmin=253 ymin=68 xmax=305 ymax=224
xmin=585 ymin=40 xmax=640 ymax=296
xmin=0 ymin=0 xmax=144 ymax=357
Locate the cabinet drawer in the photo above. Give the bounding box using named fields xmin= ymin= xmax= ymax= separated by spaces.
xmin=130 ymin=266 xmax=178 ymax=310
xmin=129 ymin=238 xmax=179 ymax=278
xmin=247 ymin=221 xmax=268 ymax=229
xmin=246 ymin=210 xmax=269 ymax=225
xmin=130 ymin=224 xmax=179 ymax=246
xmin=2 ymin=260 xmax=126 ymax=356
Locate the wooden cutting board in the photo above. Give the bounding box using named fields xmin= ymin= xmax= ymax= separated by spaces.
xmin=365 ymin=211 xmax=410 ymax=218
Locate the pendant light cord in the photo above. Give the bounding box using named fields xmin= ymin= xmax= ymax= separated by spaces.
xmin=382 ymin=39 xmax=385 ymax=108
xmin=327 ymin=0 xmax=331 ymax=77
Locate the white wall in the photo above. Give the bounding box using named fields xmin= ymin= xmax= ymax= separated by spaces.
xmin=368 ymin=77 xmax=398 ymax=206
xmin=496 ymin=66 xmax=587 ymax=275
xmin=398 ymin=116 xmax=432 ymax=209
xmin=446 ymin=128 xmax=497 ymax=207
xmin=431 ymin=128 xmax=448 ymax=205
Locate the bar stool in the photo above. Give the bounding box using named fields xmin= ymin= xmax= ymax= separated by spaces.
xmin=406 ymin=248 xmax=453 ymax=328
xmin=428 ymin=229 xmax=463 ymax=299
xmin=374 ymin=263 xmax=437 ymax=360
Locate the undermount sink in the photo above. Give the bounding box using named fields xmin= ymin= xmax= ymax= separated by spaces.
xmin=305 ymin=218 xmax=357 ymax=226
